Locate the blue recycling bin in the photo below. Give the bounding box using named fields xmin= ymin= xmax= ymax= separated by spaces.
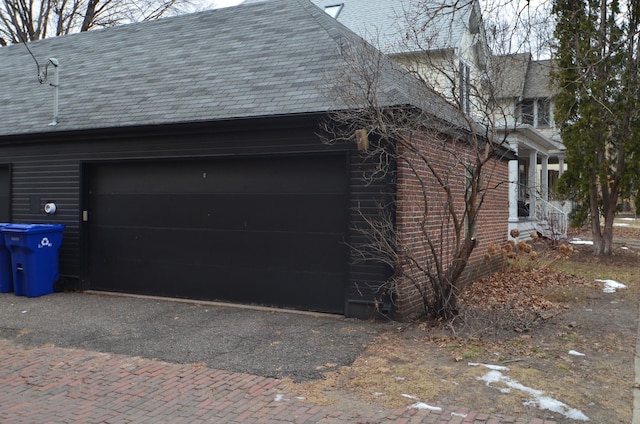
xmin=1 ymin=224 xmax=65 ymax=297
xmin=0 ymin=223 xmax=12 ymax=293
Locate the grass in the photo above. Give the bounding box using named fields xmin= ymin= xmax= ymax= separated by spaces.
xmin=286 ymin=234 xmax=640 ymax=422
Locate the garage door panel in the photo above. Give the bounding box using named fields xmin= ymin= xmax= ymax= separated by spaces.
xmin=88 ymin=154 xmax=348 ymax=313
xmin=91 ymin=226 xmax=346 ymax=272
xmin=90 ymin=229 xmax=346 ymax=312
xmin=90 ymin=257 xmax=345 ymax=312
xmin=92 ymin=157 xmax=346 ymax=195
xmin=90 ymin=193 xmax=346 ymax=232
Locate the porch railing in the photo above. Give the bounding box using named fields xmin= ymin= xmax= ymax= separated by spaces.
xmin=534 ymin=197 xmax=568 ymax=240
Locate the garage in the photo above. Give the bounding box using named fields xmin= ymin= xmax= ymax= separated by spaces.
xmin=86 ymin=154 xmax=349 ymax=313
xmin=0 ymin=0 xmax=412 ymax=318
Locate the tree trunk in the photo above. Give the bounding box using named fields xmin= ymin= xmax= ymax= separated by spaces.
xmin=81 ymin=0 xmax=100 ymax=32
xmin=589 ymin=170 xmax=605 ymax=254
xmin=591 ymin=182 xmax=618 ymax=255
xmin=601 ymin=220 xmax=614 ymax=255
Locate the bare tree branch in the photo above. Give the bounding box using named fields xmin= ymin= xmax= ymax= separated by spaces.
xmin=0 ymin=0 xmax=196 ymax=43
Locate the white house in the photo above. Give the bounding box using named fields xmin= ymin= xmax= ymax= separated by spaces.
xmin=309 ymin=0 xmax=490 ymax=120
xmin=492 ymin=53 xmax=568 ymax=240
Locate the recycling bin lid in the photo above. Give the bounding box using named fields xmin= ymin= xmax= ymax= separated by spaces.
xmin=0 ymin=223 xmax=66 ymax=234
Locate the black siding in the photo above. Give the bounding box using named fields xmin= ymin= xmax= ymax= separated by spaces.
xmin=0 ymin=165 xmax=10 ymax=222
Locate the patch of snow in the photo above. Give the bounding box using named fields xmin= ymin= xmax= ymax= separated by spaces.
xmin=526 ymin=397 xmax=590 ymax=421
xmin=621 ymin=247 xmax=629 ymax=250
xmin=613 ymin=223 xmax=630 ymax=227
xmin=595 ymin=279 xmax=627 ymax=293
xmin=401 ymin=394 xmax=418 ymax=400
xmin=409 ymin=402 xmax=442 ymax=411
xmin=468 ymin=362 xmax=509 ymax=371
xmin=451 ymin=412 xmax=468 ymax=417
xmin=477 ymin=370 xmax=513 ymax=394
xmin=568 ymin=350 xmax=585 ymax=356
xmin=294 ymin=396 xmax=306 ymax=400
xmin=274 ymin=394 xmax=286 ymax=402
xmin=373 ymin=392 xmax=384 ymax=396
xmin=570 ymin=238 xmax=594 ymax=245
xmin=619 ymin=217 xmax=636 ymax=221
xmin=471 ymin=363 xmax=589 ymax=421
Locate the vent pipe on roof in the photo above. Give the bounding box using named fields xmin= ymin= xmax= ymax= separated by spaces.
xmin=47 ymin=58 xmax=59 ymax=126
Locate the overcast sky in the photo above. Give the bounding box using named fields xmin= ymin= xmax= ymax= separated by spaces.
xmin=212 ymin=0 xmax=245 ymax=8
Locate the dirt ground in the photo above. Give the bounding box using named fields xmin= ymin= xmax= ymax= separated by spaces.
xmin=289 ymin=222 xmax=640 ymax=423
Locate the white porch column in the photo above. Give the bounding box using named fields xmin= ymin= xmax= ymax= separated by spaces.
xmin=540 ymin=155 xmax=549 ymax=201
xmin=528 ymin=151 xmax=537 ymax=217
xmin=508 ymin=160 xmax=518 ymax=221
xmin=508 ymin=159 xmax=519 ymax=239
xmin=558 ymin=157 xmax=565 ymax=177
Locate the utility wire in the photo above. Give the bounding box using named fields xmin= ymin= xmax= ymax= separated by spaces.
xmin=15 ymin=31 xmax=48 ymax=84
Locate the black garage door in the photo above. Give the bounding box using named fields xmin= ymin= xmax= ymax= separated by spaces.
xmin=87 ymin=154 xmax=348 ymax=313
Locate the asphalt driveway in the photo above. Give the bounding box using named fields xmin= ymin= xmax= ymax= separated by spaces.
xmin=0 ymin=292 xmax=383 ymax=382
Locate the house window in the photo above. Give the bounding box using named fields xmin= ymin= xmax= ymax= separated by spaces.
xmin=324 ymin=4 xmax=344 ymax=18
xmin=519 ymin=98 xmax=551 ymax=128
xmin=520 ymin=99 xmax=534 ymax=125
xmin=458 ymin=60 xmax=471 ymax=115
xmin=537 ymin=98 xmax=551 ymax=128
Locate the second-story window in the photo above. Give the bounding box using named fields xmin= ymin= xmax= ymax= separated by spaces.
xmin=459 ymin=60 xmax=471 ymax=115
xmin=520 ymin=99 xmax=534 ymax=125
xmin=519 ymin=98 xmax=552 ymax=128
xmin=537 ymin=98 xmax=551 ymax=128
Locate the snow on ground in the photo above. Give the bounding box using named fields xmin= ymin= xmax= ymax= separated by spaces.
xmin=569 ymin=238 xmax=594 ymax=245
xmin=468 ymin=362 xmax=509 ymax=371
xmin=409 ymin=402 xmax=442 ymax=411
xmin=469 ymin=363 xmax=589 ymax=421
xmin=451 ymin=411 xmax=468 ymax=417
xmin=403 ymin=393 xmax=443 ymax=411
xmin=595 ymin=279 xmax=627 ymax=293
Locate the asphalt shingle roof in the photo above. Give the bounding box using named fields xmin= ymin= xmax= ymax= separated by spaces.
xmin=492 ymin=53 xmax=530 ymax=99
xmin=523 ymin=59 xmax=555 ymax=98
xmin=0 ymin=0 xmax=460 ymax=137
xmin=494 ymin=54 xmax=555 ymax=100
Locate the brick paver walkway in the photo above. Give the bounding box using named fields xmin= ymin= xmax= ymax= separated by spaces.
xmin=0 ymin=339 xmax=554 ymax=423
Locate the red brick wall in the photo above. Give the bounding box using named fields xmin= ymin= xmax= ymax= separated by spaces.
xmin=394 ymin=131 xmax=509 ymax=318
